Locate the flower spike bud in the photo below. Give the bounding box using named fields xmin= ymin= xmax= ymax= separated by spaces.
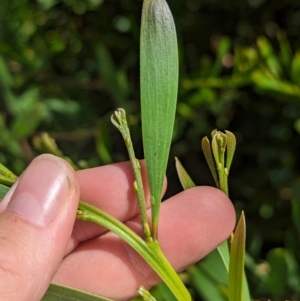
xmin=211 ymin=130 xmax=227 ymax=171
xmin=216 ymin=131 xmax=227 ymax=154
xmin=111 ymin=108 xmax=127 ymax=130
xmin=111 ymin=108 xmax=151 ymax=242
xmin=202 ymin=129 xmax=235 ymax=195
xmin=211 ymin=130 xmax=228 ymax=194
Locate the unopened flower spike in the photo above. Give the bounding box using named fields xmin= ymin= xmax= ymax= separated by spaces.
xmin=211 ymin=131 xmax=227 ymax=171
xmin=111 ymin=108 xmax=127 ymax=131
xmin=202 ymin=129 xmax=236 ymax=196
xmin=111 ymin=108 xmax=152 ymax=243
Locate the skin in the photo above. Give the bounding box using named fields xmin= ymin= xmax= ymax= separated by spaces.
xmin=0 ymin=154 xmax=235 ymax=301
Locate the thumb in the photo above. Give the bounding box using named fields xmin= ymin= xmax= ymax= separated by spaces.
xmin=0 ymin=154 xmax=80 ymax=301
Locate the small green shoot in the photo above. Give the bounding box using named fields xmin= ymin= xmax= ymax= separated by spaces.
xmin=110 ymin=111 xmax=191 ymax=300
xmin=111 ymin=108 xmax=152 ymax=243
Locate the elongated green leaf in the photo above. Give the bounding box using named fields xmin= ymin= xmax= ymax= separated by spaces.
xmin=42 ymin=284 xmax=115 ymax=301
xmin=0 ymin=56 xmax=17 ymax=113
xmin=251 ymin=70 xmax=300 ymax=102
xmin=257 ymin=36 xmax=282 ymax=77
xmin=95 ymin=120 xmax=113 ymax=164
xmin=291 ymin=50 xmax=300 ymax=86
xmin=0 ymin=183 xmax=10 ymax=200
xmin=218 ymin=240 xmax=230 ymax=271
xmin=95 ymin=44 xmax=129 ymax=110
xmin=211 ymin=36 xmax=231 ymax=77
xmin=150 ymin=282 xmax=177 ymax=301
xmin=266 ymin=248 xmax=288 ymax=298
xmin=188 ymin=256 xmax=228 ymax=301
xmin=228 ymin=212 xmax=246 ymax=301
xmin=175 ymin=157 xmax=195 ymax=190
xmin=0 ymin=114 xmax=23 ymax=157
xmin=140 ymin=0 xmax=178 ymax=239
xmin=11 ymin=105 xmax=43 ymax=139
xmin=0 ymin=56 xmax=13 ymax=88
xmin=276 ymin=31 xmax=292 ymax=70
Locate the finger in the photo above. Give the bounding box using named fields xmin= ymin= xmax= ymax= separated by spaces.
xmin=53 ymin=186 xmax=235 ymax=301
xmin=77 ymin=160 xmax=150 ymax=219
xmin=68 ymin=161 xmax=166 ymax=250
xmin=0 ymin=154 xmax=80 ymax=301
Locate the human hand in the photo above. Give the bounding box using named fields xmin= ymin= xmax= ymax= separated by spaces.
xmin=0 ymin=154 xmax=235 ymax=301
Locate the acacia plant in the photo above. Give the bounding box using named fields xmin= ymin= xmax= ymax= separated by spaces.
xmin=0 ymin=0 xmax=251 ymax=300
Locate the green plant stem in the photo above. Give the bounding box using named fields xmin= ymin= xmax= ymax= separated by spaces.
xmin=151 ymin=206 xmax=159 ymax=243
xmin=111 ymin=108 xmax=152 ymax=242
xmin=218 ymin=169 xmax=228 ymax=196
xmin=77 ymin=201 xmax=192 ymax=301
xmin=218 ymin=155 xmax=228 ymax=196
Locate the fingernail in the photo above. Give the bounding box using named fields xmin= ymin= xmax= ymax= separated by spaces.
xmin=6 ymin=155 xmax=72 ymax=227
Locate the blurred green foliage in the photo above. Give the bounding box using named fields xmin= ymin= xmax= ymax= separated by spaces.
xmin=1 ymin=0 xmax=300 ymax=300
